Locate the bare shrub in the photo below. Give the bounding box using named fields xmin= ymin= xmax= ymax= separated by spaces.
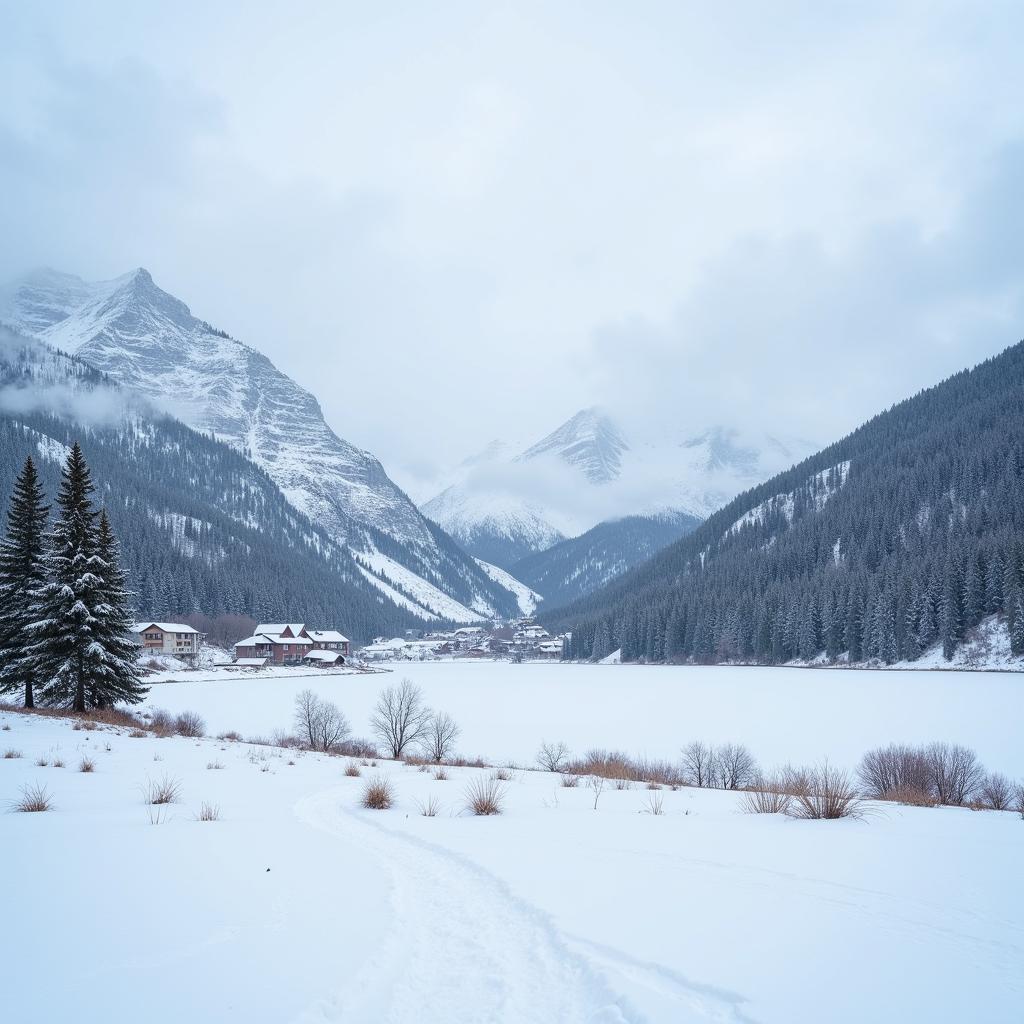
xmin=144 ymin=775 xmax=182 ymax=805
xmin=742 ymin=770 xmax=793 ymax=814
xmin=645 ymin=791 xmax=665 ymax=815
xmin=206 ymin=760 xmax=225 ymax=770
xmin=494 ymin=767 xmax=513 ymax=781
xmin=646 ymin=781 xmax=662 ymax=790
xmin=979 ymin=772 xmax=1013 ymax=811
xmin=337 ymin=738 xmax=377 ymax=759
xmin=559 ymin=772 xmax=580 ymax=788
xmin=924 ymin=742 xmax=984 ymax=806
xmin=568 ymin=749 xmax=640 ymax=783
xmin=149 ymin=709 xmax=175 ymax=737
xmin=1014 ymin=782 xmax=1024 ymax=820
xmin=294 ymin=689 xmax=351 ymax=753
xmin=588 ymin=775 xmax=606 ymax=810
xmin=14 ymin=782 xmax=52 ymax=812
xmin=78 ymin=756 xmax=95 ymax=773
xmin=416 ymin=795 xmax=441 ymax=817
xmin=3 ymin=748 xmax=23 ymax=759
xmin=715 ymin=743 xmax=758 ymax=790
xmin=174 ymin=710 xmax=206 ymax=738
xmin=419 ymin=711 xmax=460 ymax=763
xmin=613 ymin=778 xmax=631 ymax=790
xmin=218 ymin=730 xmax=243 ymax=742
xmin=681 ymin=741 xmax=716 ymax=788
xmin=361 ymin=776 xmax=395 ymax=810
xmin=371 ymin=680 xmax=432 ymax=759
xmin=433 ymin=767 xmax=449 ymax=781
xmin=537 ymin=740 xmax=571 ymax=773
xmin=787 ymin=762 xmax=863 ymax=820
xmin=129 ymin=729 xmax=146 ymax=739
xmin=465 ymin=775 xmax=506 ymax=815
xmin=857 ymin=743 xmax=930 ymax=800
xmin=196 ymin=802 xmax=220 ymax=821
xmin=344 ymin=763 xmax=362 ymax=777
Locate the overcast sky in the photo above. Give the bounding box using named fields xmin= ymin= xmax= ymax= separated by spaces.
xmin=2 ymin=2 xmax=1023 ymax=499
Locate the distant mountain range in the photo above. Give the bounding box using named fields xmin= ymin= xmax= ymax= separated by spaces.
xmin=549 ymin=340 xmax=1024 ymax=667
xmin=0 ymin=268 xmax=521 ymax=622
xmin=422 ymin=406 xmax=811 ymax=573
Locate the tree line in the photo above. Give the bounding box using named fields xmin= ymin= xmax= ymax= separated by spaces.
xmin=0 ymin=445 xmax=146 ymax=711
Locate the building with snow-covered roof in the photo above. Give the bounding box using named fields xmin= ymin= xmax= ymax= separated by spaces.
xmin=234 ymin=624 xmax=349 ymax=665
xmin=132 ymin=622 xmax=202 ymax=658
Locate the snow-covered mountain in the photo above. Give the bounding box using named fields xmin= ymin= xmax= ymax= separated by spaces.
xmin=423 ymin=406 xmax=812 ymax=569
xmin=0 ymin=268 xmax=521 ymax=621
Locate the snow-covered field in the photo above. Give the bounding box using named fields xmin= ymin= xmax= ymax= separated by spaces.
xmin=2 ymin=706 xmax=1021 ymax=1023
xmin=141 ymin=661 xmax=1024 ymax=777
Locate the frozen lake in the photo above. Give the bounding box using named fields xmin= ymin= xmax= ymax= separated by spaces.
xmin=143 ymin=661 xmax=1024 ymax=776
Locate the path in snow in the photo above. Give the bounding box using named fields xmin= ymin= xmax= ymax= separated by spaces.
xmin=294 ymin=787 xmax=752 ymax=1024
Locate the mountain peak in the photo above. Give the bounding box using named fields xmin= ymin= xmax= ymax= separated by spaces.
xmin=521 ymin=407 xmax=628 ymax=484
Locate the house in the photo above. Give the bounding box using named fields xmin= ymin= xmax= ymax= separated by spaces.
xmin=132 ymin=622 xmax=202 ymax=659
xmin=234 ymin=624 xmax=350 ymax=666
xmin=303 ymin=649 xmax=345 ymax=667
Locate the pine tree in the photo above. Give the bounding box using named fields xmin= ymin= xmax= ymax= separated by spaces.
xmin=1011 ymin=591 xmax=1024 ymax=656
xmin=0 ymin=456 xmax=50 ymax=707
xmin=90 ymin=510 xmax=147 ymax=707
xmin=23 ymin=444 xmax=105 ymax=711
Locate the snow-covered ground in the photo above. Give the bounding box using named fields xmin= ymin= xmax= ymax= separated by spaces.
xmin=2 ymin=708 xmax=1021 ymax=1023
xmin=139 ymin=661 xmax=1024 ymax=777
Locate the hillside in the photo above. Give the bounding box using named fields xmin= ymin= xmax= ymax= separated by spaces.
xmin=550 ymin=341 xmax=1024 ymax=666
xmin=0 ymin=268 xmax=520 ymax=621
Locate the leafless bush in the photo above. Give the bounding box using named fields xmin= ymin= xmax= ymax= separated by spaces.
xmin=559 ymin=772 xmax=580 ymax=788
xmin=206 ymin=760 xmax=225 ymax=770
xmin=218 ymin=730 xmax=243 ymax=742
xmin=433 ymin=767 xmax=449 ymax=781
xmin=588 ymin=775 xmax=606 ymax=810
xmin=681 ymin=741 xmax=716 ymax=788
xmin=787 ymin=762 xmax=863 ymax=819
xmin=537 ymin=740 xmax=571 ymax=773
xmin=416 ymin=795 xmax=441 ymax=817
xmin=741 ymin=770 xmax=794 ymax=814
xmin=344 ymin=763 xmax=362 ymax=777
xmin=857 ymin=743 xmax=930 ymax=799
xmin=645 ymin=791 xmax=665 ymax=815
xmin=494 ymin=767 xmax=513 ymax=781
xmin=195 ymin=802 xmax=220 ymax=821
xmin=1014 ymin=782 xmax=1024 ymax=820
xmin=129 ymin=729 xmax=147 ymax=739
xmin=149 ymin=709 xmax=175 ymax=737
xmin=924 ymin=742 xmax=985 ymax=806
xmin=419 ymin=711 xmax=460 ymax=763
xmin=370 ymin=679 xmax=432 ymax=759
xmin=613 ymin=778 xmax=631 ymax=790
xmin=568 ymin=749 xmax=641 ymax=783
xmin=337 ymin=738 xmax=378 ymax=758
xmin=646 ymin=781 xmax=662 ymax=790
xmin=715 ymin=743 xmax=758 ymax=790
xmin=13 ymin=782 xmax=52 ymax=812
xmin=174 ymin=710 xmax=206 ymax=738
xmin=294 ymin=689 xmax=351 ymax=753
xmin=361 ymin=776 xmax=395 ymax=810
xmin=979 ymin=772 xmax=1013 ymax=811
xmin=464 ymin=775 xmax=506 ymax=815
xmin=3 ymin=748 xmax=23 ymax=759
xmin=144 ymin=775 xmax=182 ymax=805
xmin=78 ymin=756 xmax=95 ymax=773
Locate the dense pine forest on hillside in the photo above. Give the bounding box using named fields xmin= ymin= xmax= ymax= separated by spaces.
xmin=550 ymin=341 xmax=1024 ymax=665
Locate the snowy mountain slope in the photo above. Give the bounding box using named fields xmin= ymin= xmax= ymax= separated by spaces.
xmin=473 ymin=558 xmax=543 ymax=616
xmin=423 ymin=406 xmax=811 ymax=570
xmin=1 ymin=268 xmax=520 ymax=620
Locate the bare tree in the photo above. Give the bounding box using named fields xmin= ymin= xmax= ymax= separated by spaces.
xmin=588 ymin=774 xmax=606 ymax=810
xmin=370 ymin=679 xmax=432 ymax=759
xmin=419 ymin=711 xmax=460 ymax=763
xmin=715 ymin=743 xmax=758 ymax=790
xmin=681 ymin=741 xmax=716 ymax=788
xmin=924 ymin=742 xmax=984 ymax=806
xmin=294 ymin=689 xmax=350 ymax=753
xmin=1014 ymin=781 xmax=1024 ymax=820
xmin=979 ymin=772 xmax=1013 ymax=810
xmin=857 ymin=743 xmax=930 ymax=799
xmin=536 ymin=740 xmax=571 ymax=773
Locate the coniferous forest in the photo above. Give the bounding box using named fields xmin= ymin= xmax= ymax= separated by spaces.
xmin=550 ymin=340 xmax=1024 ymax=665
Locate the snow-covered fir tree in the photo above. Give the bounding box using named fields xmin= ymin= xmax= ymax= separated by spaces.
xmin=0 ymin=455 xmax=50 ymax=707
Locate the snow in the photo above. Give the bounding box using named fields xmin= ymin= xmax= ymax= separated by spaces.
xmin=729 ymin=460 xmax=850 ymax=536
xmin=2 ymin=702 xmax=1021 ymax=1023
xmin=136 ymin=661 xmax=1024 ymax=778
xmin=356 ymin=549 xmax=487 ymax=622
xmin=473 ymin=558 xmax=542 ymax=615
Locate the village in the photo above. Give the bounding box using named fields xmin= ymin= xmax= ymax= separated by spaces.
xmin=128 ymin=617 xmax=567 ymax=671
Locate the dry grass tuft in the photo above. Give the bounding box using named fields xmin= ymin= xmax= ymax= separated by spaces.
xmin=559 ymin=773 xmax=580 ymax=788
xmin=144 ymin=775 xmax=183 ymax=805
xmin=13 ymin=782 xmax=52 ymax=812
xmin=433 ymin=767 xmax=449 ymax=781
xmin=206 ymin=760 xmax=225 ymax=770
xmin=464 ymin=775 xmax=506 ymax=816
xmin=361 ymin=776 xmax=395 ymax=810
xmin=645 ymin=791 xmax=665 ymax=815
xmin=344 ymin=764 xmax=362 ymax=777
xmin=416 ymin=795 xmax=441 ymax=817
xmin=195 ymin=802 xmax=220 ymax=822
xmin=3 ymin=748 xmax=23 ymax=759
xmin=218 ymin=730 xmax=243 ymax=742
xmin=493 ymin=767 xmax=513 ymax=781
xmin=787 ymin=762 xmax=863 ymax=820
xmin=741 ymin=770 xmax=795 ymax=814
xmin=35 ymin=755 xmax=48 ymax=767
xmin=78 ymin=756 xmax=95 ymax=773
xmin=52 ymin=757 xmax=65 ymax=769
